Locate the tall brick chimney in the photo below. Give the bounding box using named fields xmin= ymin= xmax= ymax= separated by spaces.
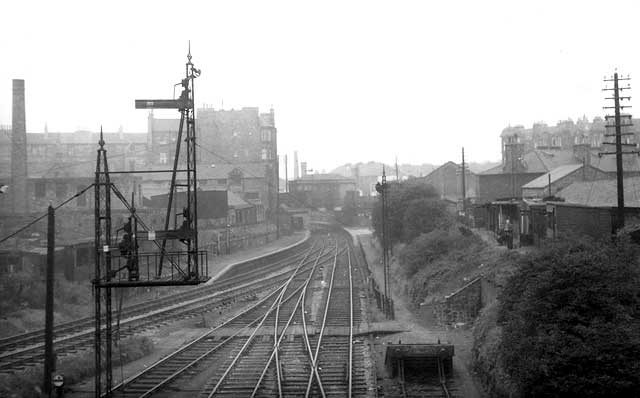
xmin=11 ymin=79 xmax=28 ymax=213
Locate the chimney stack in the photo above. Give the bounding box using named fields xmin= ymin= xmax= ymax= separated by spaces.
xmin=293 ymin=151 xmax=299 ymax=180
xmin=11 ymin=79 xmax=28 ymax=213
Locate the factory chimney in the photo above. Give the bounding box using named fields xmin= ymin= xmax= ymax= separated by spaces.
xmin=293 ymin=151 xmax=299 ymax=180
xmin=11 ymin=79 xmax=28 ymax=213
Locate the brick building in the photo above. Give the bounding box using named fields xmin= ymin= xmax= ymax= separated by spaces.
xmin=289 ymin=174 xmax=356 ymax=209
xmin=521 ymin=164 xmax=609 ymax=199
xmin=414 ymin=161 xmax=478 ymax=203
xmin=144 ymin=107 xmax=278 ymax=218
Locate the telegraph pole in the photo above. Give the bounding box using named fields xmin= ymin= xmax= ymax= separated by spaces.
xmin=43 ymin=204 xmax=55 ymax=397
xmin=600 ymin=72 xmax=637 ymax=230
xmin=461 ymin=147 xmax=467 ymax=216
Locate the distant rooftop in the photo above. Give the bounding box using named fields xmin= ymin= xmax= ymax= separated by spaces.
xmin=556 ymin=177 xmax=640 ymax=207
xmin=522 ymin=164 xmax=583 ymax=189
xmin=296 ymin=173 xmax=354 ymax=181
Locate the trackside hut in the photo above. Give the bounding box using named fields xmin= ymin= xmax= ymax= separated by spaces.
xmin=553 ymin=178 xmax=640 ymax=236
xmin=521 ymin=164 xmax=608 ymax=199
xmin=518 ymin=178 xmax=640 ymax=244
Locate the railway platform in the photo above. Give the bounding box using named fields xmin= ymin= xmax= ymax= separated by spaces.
xmin=206 ymin=229 xmax=310 ymax=284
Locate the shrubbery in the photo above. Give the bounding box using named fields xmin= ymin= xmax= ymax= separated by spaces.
xmin=497 ymin=237 xmax=640 ymax=397
xmin=0 ymin=336 xmax=154 ymax=398
xmin=399 ymin=228 xmax=483 ymax=277
xmin=371 ymin=180 xmax=449 ymax=246
xmin=0 ymin=272 xmax=91 ymax=318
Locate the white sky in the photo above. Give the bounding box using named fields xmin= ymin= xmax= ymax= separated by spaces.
xmin=1 ymin=0 xmax=639 ymax=172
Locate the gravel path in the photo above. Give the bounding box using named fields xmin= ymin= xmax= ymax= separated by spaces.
xmin=347 ymin=228 xmax=486 ymax=398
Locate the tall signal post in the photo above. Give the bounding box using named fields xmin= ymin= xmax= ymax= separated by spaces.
xmin=93 ymin=45 xmax=208 ymax=398
xmin=375 ymin=166 xmax=394 ymax=319
xmin=600 ymin=72 xmax=637 ymax=230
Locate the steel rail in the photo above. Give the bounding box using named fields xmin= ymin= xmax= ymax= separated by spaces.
xmin=438 ymin=357 xmax=451 ymax=398
xmin=0 ymin=244 xmax=322 ymax=372
xmin=348 ymin=245 xmax=354 ymax=398
xmin=297 ymin=247 xmax=332 ymax=398
xmin=204 ymin=243 xmax=330 ymax=398
xmin=304 ymin=240 xmax=340 ymax=397
xmin=0 ymin=239 xmax=314 ymax=355
xmin=109 ymin=241 xmax=321 ymax=397
xmin=135 ymin=287 xmax=284 ymax=398
xmin=249 ymin=243 xmax=331 ymax=398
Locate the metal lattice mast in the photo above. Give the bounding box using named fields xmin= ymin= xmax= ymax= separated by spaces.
xmin=92 ymin=44 xmax=207 ymax=398
xmin=94 ymin=128 xmax=113 ymax=397
xmin=186 ymin=44 xmax=199 ymax=278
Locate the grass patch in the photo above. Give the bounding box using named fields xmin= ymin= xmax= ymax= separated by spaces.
xmin=0 ymin=335 xmax=154 ymax=398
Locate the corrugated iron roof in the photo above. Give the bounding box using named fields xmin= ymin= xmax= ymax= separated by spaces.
xmin=556 ymin=177 xmax=640 ymax=207
xmin=522 ymin=164 xmax=583 ymax=189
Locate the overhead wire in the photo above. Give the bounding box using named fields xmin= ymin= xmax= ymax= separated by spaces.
xmin=0 ymin=183 xmax=95 ymax=245
xmin=194 ymin=142 xmax=271 ymax=180
xmin=7 ymin=145 xmax=152 ymax=181
xmin=585 ymin=154 xmax=601 ymax=206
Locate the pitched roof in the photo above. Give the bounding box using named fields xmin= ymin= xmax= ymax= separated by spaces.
xmin=522 ymin=164 xmax=583 ymax=189
xmin=423 ymin=161 xmax=464 ymax=178
xmin=556 ymin=177 xmax=640 ymax=207
xmin=27 ymin=131 xmax=147 ymax=144
xmin=297 ymin=173 xmax=354 ymax=182
xmin=141 ymin=162 xmax=267 ymax=182
xmin=589 ymin=152 xmax=640 ymax=173
xmin=480 ymin=149 xmax=588 ymax=175
xmin=227 ymin=191 xmax=254 ymax=209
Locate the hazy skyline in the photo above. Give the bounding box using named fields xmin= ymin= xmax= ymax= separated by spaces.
xmin=2 ymin=0 xmax=639 ymax=172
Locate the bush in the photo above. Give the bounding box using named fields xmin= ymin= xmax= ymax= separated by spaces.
xmin=0 ymin=336 xmax=154 ymax=398
xmin=371 ymin=180 xmax=444 ymax=246
xmin=402 ymin=199 xmax=452 ymax=242
xmin=0 ymin=272 xmax=92 ymax=319
xmin=398 ymin=228 xmax=483 ymax=277
xmin=497 ymin=237 xmax=640 ymax=397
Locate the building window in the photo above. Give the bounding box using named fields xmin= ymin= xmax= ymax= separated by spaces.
xmin=217 ymin=178 xmax=227 ymax=185
xmin=245 ymin=192 xmax=259 ymax=200
xmin=159 ymin=152 xmax=168 ymax=164
xmin=261 ymin=148 xmax=269 ymax=160
xmin=261 ymin=129 xmax=272 ymax=142
xmin=236 ymin=209 xmax=243 ymax=224
xmin=35 ymin=181 xmax=46 ymax=198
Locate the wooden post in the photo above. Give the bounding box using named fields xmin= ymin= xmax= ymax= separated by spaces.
xmin=43 ymin=204 xmax=55 ymax=397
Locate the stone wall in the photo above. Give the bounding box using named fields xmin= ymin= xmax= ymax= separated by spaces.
xmin=433 ymin=276 xmax=489 ymax=326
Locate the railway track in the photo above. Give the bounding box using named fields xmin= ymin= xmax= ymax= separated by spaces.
xmin=391 ymin=356 xmax=457 ymax=398
xmin=106 ymin=231 xmax=372 ymax=397
xmin=0 ymin=237 xmax=318 ymax=373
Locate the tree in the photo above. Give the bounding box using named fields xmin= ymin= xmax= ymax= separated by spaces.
xmin=371 ymin=180 xmax=440 ymax=245
xmin=497 ymin=238 xmax=640 ymax=397
xmin=402 ymin=198 xmax=452 ymax=242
